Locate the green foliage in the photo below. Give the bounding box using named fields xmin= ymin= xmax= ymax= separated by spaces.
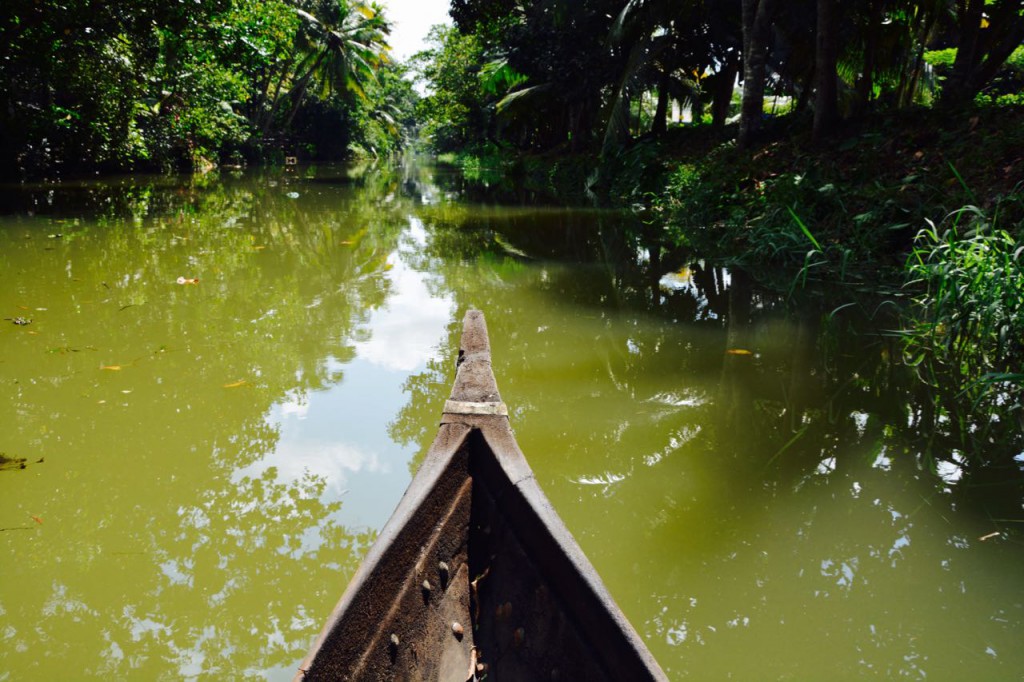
xmin=348 ymin=60 xmax=419 ymax=157
xmin=654 ymin=107 xmax=1024 ymax=289
xmin=902 ymin=197 xmax=1024 ymax=450
xmin=0 ymin=0 xmax=405 ymax=176
xmin=923 ymin=48 xmax=958 ymax=69
xmin=414 ymin=25 xmax=490 ymax=154
xmin=931 ymin=44 xmax=1024 ymax=73
xmin=974 ymin=91 xmax=1024 ymax=106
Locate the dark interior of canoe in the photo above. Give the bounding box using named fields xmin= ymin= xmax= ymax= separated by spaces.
xmin=296 ymin=311 xmax=665 ymax=681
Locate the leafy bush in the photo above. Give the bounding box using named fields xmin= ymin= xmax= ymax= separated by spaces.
xmin=974 ymin=92 xmax=1024 ymax=107
xmin=923 ymin=48 xmax=958 ymax=69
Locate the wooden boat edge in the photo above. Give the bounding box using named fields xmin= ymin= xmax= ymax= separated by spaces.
xmin=294 ymin=310 xmax=668 ymax=681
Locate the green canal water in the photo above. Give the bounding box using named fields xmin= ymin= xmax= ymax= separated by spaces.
xmin=1 ymin=163 xmax=1022 ymax=680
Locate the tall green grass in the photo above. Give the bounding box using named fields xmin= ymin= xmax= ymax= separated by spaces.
xmin=902 ymin=198 xmax=1024 ymax=453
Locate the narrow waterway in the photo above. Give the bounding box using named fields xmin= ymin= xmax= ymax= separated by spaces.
xmin=1 ymin=162 xmax=1022 ymax=680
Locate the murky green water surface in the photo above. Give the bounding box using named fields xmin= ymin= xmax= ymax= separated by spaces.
xmin=2 ymin=164 xmax=1022 ymax=680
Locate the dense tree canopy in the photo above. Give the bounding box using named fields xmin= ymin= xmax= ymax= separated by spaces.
xmin=415 ymin=0 xmax=1024 ymax=156
xmin=0 ymin=0 xmax=416 ymax=178
xmin=3 ymin=0 xmax=1021 ymax=176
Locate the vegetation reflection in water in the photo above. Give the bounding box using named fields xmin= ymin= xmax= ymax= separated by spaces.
xmin=1 ymin=163 xmax=1022 ymax=680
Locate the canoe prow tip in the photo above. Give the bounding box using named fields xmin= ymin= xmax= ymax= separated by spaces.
xmin=447 ymin=310 xmax=504 ymax=409
xmin=457 ymin=309 xmax=490 ymax=362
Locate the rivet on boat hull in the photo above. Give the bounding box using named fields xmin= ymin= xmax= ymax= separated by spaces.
xmin=389 ymin=633 xmax=399 ymax=662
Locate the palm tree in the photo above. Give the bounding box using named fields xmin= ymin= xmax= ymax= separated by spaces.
xmin=267 ymin=0 xmax=391 ymax=135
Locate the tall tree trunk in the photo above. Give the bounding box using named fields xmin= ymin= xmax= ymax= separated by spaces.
xmin=813 ymin=0 xmax=839 ymax=140
xmin=739 ymin=0 xmax=778 ymax=149
xmin=282 ymin=52 xmax=326 ymax=133
xmin=967 ymin=14 xmax=1024 ymax=93
xmin=941 ymin=0 xmax=1024 ymax=106
xmin=794 ymin=66 xmax=814 ymax=114
xmin=691 ymin=94 xmax=705 ymax=123
xmin=652 ymin=70 xmax=670 ymax=135
xmin=901 ymin=48 xmax=925 ymax=107
xmin=712 ymin=52 xmax=741 ymax=130
xmin=259 ymin=57 xmax=296 ymax=137
xmin=853 ymin=0 xmax=881 ymax=117
xmin=944 ymin=0 xmax=985 ymax=104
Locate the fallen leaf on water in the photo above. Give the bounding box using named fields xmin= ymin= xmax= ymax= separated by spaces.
xmin=223 ymin=380 xmax=247 ymax=388
xmin=176 ymin=277 xmax=200 ymax=285
xmin=253 ymin=245 xmax=266 ymax=250
xmin=31 ymin=515 xmax=43 ymax=525
xmin=100 ymin=365 xmax=123 ymax=371
xmin=340 ymin=240 xmax=354 ymax=245
xmin=121 ymin=390 xmax=132 ymax=394
xmin=726 ymin=349 xmax=753 ymax=356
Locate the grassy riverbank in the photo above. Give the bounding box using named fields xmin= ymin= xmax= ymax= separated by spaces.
xmin=653 ymin=105 xmax=1024 ymax=280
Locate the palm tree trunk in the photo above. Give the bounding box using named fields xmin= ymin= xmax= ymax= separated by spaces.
xmin=812 ymin=0 xmax=839 ymax=141
xmin=282 ymin=52 xmax=327 ymax=132
xmin=853 ymin=0 xmax=881 ymax=117
xmin=712 ymin=53 xmax=741 ymax=130
xmin=943 ymin=0 xmax=1024 ymax=105
xmin=739 ymin=0 xmax=778 ymax=149
xmin=652 ymin=70 xmax=670 ymax=135
xmin=260 ymin=57 xmax=297 ymax=137
xmin=943 ymin=0 xmax=984 ymax=105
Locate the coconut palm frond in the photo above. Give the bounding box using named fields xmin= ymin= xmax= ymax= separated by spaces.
xmin=611 ymin=0 xmax=647 ymax=42
xmin=480 ymin=58 xmax=528 ymax=96
xmin=600 ymin=32 xmax=671 ymax=159
xmin=495 ymin=83 xmax=555 ymax=116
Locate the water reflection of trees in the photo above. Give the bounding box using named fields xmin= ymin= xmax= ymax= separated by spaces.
xmin=0 ymin=166 xmax=411 ymax=679
xmin=390 ymin=188 xmax=1024 ymax=679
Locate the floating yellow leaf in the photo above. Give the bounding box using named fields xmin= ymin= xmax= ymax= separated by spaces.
xmin=223 ymin=380 xmax=247 ymax=388
xmin=100 ymin=365 xmax=122 ymax=371
xmin=726 ymin=349 xmax=753 ymax=356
